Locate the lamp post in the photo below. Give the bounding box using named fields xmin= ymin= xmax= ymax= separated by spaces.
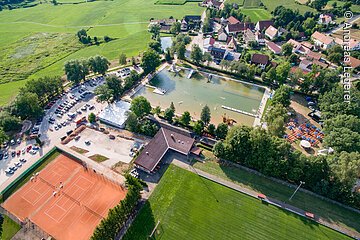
xmin=289 ymin=181 xmax=305 ymax=201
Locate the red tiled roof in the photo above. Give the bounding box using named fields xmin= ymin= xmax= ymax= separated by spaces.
xmin=251 ymin=53 xmax=269 ymax=65
xmin=266 ymin=41 xmax=281 ymax=53
xmin=311 ymin=31 xmax=333 ymax=45
xmin=256 ymin=20 xmax=274 ymax=31
xmin=306 ymin=50 xmax=322 ymax=61
xmin=227 ymin=16 xmax=240 ymax=25
xmin=346 ymin=56 xmax=360 ymax=68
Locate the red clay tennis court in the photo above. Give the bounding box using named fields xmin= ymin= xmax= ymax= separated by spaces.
xmin=3 ymin=153 xmax=127 ymax=240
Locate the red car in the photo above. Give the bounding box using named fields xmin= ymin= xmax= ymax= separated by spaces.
xmin=16 ymin=150 xmax=21 ymax=156
xmin=26 ymin=145 xmax=32 ymax=152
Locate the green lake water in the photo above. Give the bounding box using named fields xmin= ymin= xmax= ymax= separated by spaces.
xmin=133 ymin=69 xmax=265 ymax=126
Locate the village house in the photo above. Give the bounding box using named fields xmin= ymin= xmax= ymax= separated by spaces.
xmin=202 ymin=0 xmax=221 ymax=8
xmin=203 ymin=37 xmax=216 ymax=51
xmin=265 ymin=25 xmax=279 ymax=40
xmin=210 ymin=47 xmax=228 ymax=60
xmin=243 ymin=29 xmax=255 ymax=46
xmin=251 ymin=53 xmax=269 ymax=70
xmin=255 ymin=20 xmax=274 ymax=32
xmin=311 ymin=31 xmax=335 ymax=50
xmin=255 ymin=31 xmax=265 ymax=45
xmin=318 ymin=14 xmax=333 ymax=25
xmin=149 ymin=18 xmax=176 ymax=33
xmin=226 ymin=16 xmax=240 ymax=25
xmin=299 ymin=59 xmax=313 ymax=72
xmin=181 ymin=15 xmax=202 ymax=31
xmin=225 ymin=22 xmax=254 ymax=35
xmin=266 ymin=41 xmax=281 ymax=55
xmin=348 ymin=39 xmax=360 ymax=51
xmin=227 ymin=36 xmax=237 ymax=50
xmin=345 ymin=56 xmax=360 ymax=71
xmin=218 ymin=28 xmax=228 ymax=41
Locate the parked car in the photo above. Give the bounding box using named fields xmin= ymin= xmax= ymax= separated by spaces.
xmin=20 ymin=158 xmax=27 ymax=163
xmin=85 ymin=140 xmax=91 ymax=145
xmin=16 ymin=138 xmax=21 ymax=144
xmin=109 ymin=135 xmax=115 ymax=140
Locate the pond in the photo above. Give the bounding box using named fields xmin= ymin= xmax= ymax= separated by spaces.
xmin=160 ymin=37 xmax=173 ymax=52
xmin=133 ymin=68 xmax=266 ymax=126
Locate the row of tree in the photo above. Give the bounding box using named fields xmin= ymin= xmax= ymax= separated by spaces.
xmin=91 ymin=175 xmax=143 ymax=240
xmin=64 ymin=55 xmax=110 ymax=84
xmin=213 ymin=125 xmax=360 ymax=207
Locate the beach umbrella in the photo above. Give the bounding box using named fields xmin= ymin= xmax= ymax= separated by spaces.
xmin=302 ymin=136 xmax=306 ymax=140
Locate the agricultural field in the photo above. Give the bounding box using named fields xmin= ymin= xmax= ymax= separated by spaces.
xmin=226 ymin=0 xmax=245 ymax=6
xmin=241 ymin=8 xmax=272 ymax=22
xmin=243 ymin=0 xmax=261 ymax=8
xmin=0 ymin=0 xmax=203 ymax=105
xmin=123 ymin=164 xmax=351 ymax=240
xmin=261 ymin=0 xmax=315 ymax=13
xmin=155 ymin=0 xmax=187 ymax=5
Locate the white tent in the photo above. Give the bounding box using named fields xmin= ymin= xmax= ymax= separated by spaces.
xmin=98 ymin=101 xmax=131 ymax=129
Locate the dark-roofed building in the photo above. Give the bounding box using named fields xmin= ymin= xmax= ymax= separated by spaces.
xmin=202 ymin=0 xmax=221 ymax=8
xmin=210 ymin=47 xmax=227 ymax=60
xmin=134 ymin=128 xmax=196 ymax=173
xmin=182 ymin=15 xmax=202 ymax=31
xmin=255 ymin=20 xmax=274 ymax=32
xmin=225 ymin=22 xmax=254 ymax=35
xmin=251 ymin=53 xmax=269 ymax=70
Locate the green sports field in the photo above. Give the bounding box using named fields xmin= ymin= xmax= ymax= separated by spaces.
xmin=0 ymin=0 xmax=203 ymax=105
xmin=123 ymin=164 xmax=351 ymax=240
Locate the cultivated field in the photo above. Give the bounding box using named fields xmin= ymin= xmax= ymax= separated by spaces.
xmin=241 ymin=9 xmax=272 ymax=22
xmin=226 ymin=0 xmax=245 ymax=6
xmin=243 ymin=0 xmax=261 ymax=8
xmin=3 ymin=153 xmax=127 ymax=240
xmin=123 ymin=164 xmax=351 ymax=240
xmin=0 ymin=0 xmax=203 ymax=105
xmin=261 ymin=0 xmax=315 ymax=13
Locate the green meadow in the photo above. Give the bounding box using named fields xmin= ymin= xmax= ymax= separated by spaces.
xmin=0 ymin=0 xmax=203 ymax=105
xmin=123 ymin=165 xmax=351 ymax=240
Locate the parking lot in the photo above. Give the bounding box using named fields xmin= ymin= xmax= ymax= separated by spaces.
xmin=67 ymin=128 xmax=142 ymax=168
xmin=0 ymin=66 xmax=139 ymax=191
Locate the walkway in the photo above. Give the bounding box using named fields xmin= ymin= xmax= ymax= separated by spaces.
xmin=171 ymin=159 xmax=360 ymax=239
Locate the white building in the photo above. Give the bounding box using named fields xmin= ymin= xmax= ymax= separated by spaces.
xmin=98 ymin=101 xmax=131 ymax=129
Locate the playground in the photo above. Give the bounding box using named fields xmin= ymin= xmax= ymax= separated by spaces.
xmin=3 ymin=153 xmax=127 ymax=240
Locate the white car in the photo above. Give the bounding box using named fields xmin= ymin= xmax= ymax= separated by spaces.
xmin=29 ymin=149 xmax=37 ymax=155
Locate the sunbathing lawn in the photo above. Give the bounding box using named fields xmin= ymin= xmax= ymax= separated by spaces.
xmin=1 ymin=215 xmax=21 ymax=240
xmin=192 ymin=150 xmax=360 ymax=236
xmin=123 ymin=164 xmax=351 ymax=240
xmin=89 ymin=154 xmax=109 ymax=163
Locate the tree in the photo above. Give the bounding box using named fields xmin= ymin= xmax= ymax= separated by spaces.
xmin=88 ymin=113 xmax=96 ymax=123
xmin=176 ymin=43 xmax=186 ymax=60
xmin=213 ymin=141 xmax=226 ymax=158
xmin=165 ymin=48 xmax=172 ymax=62
xmin=141 ymin=49 xmax=161 ymax=74
xmin=328 ymin=52 xmax=342 ymax=65
xmin=0 ymin=213 xmax=3 ymax=237
xmin=0 ymin=128 xmax=8 ymax=143
xmin=119 ymin=53 xmax=127 ymax=65
xmin=220 ymin=59 xmax=231 ymax=70
xmin=193 ymin=120 xmax=204 ymax=135
xmin=324 ymin=128 xmax=360 ymax=152
xmin=202 ymin=52 xmax=212 ymax=66
xmin=190 ymin=44 xmax=203 ymax=65
xmin=200 ymin=105 xmax=211 ymax=126
xmin=180 ymin=111 xmax=191 ymax=125
xmin=265 ymin=104 xmax=288 ymax=137
xmin=125 ymin=112 xmax=139 ymax=132
xmin=276 ymin=62 xmax=291 ymax=85
xmin=302 ymin=18 xmax=316 ymax=30
xmin=89 ymin=55 xmax=110 ymax=75
xmin=13 ymin=92 xmax=43 ymax=119
xmin=164 ymin=107 xmax=175 ymax=122
xmin=104 ymin=35 xmax=111 ymax=42
xmin=153 ymin=106 xmax=161 ymax=115
xmin=170 ymin=22 xmax=181 ymax=35
xmin=215 ymin=123 xmax=228 ymax=139
xmin=77 ymin=29 xmax=89 ymax=44
xmin=288 ymin=53 xmax=298 ymax=64
xmin=140 ymin=120 xmax=159 ymax=137
xmin=149 ymin=24 xmax=161 ymax=39
xmin=207 ymin=123 xmax=216 ymax=136
xmin=64 ymin=59 xmax=89 ymax=83
xmin=0 ymin=111 xmax=21 ymax=132
xmin=130 ymin=96 xmax=152 ymax=118
xmin=265 ymin=67 xmax=277 ymax=84
xmin=94 ymin=84 xmax=113 ymax=104
xmin=106 ymin=76 xmax=123 ymax=100
xmin=149 ymin=41 xmax=162 ymax=53
xmin=271 ymin=85 xmax=291 ymax=107
xmin=282 ymin=43 xmax=293 ymax=56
